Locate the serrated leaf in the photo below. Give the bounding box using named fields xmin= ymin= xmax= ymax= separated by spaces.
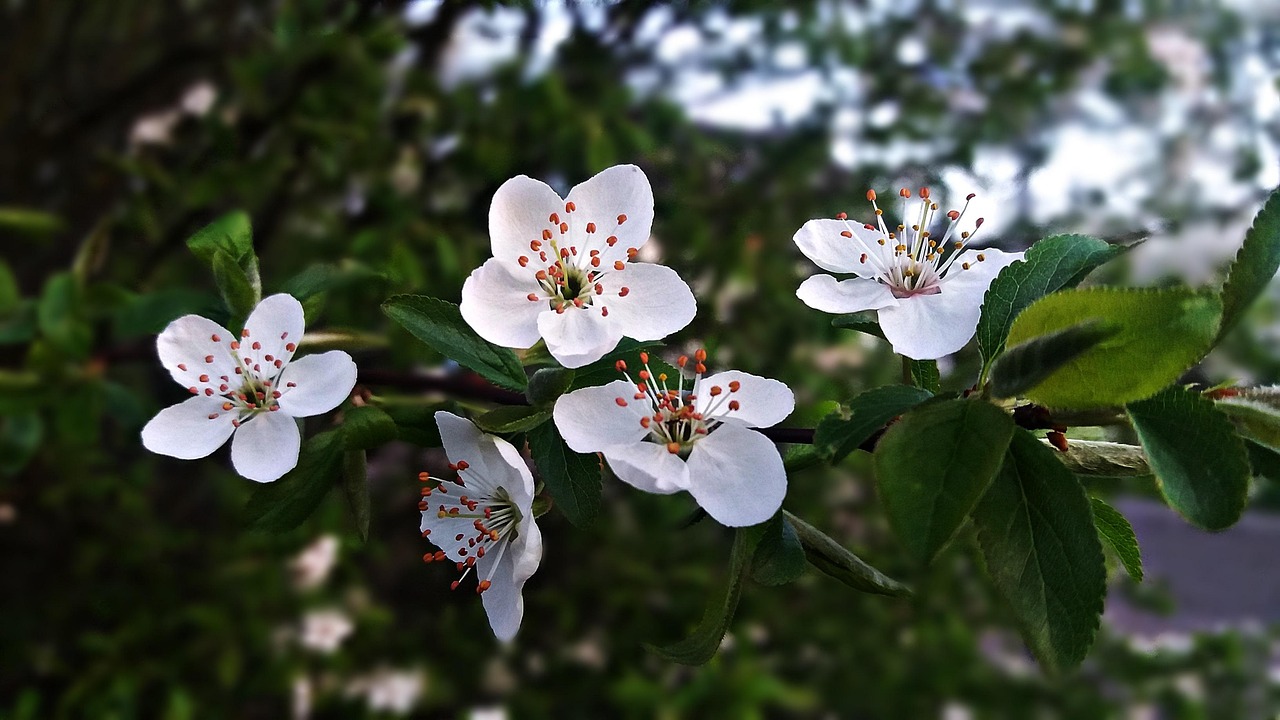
xmin=832 ymin=314 xmax=886 ymax=339
xmin=1219 ymin=188 xmax=1280 ymax=341
xmin=244 ymin=430 xmax=342 ymax=532
xmin=474 ymin=405 xmax=552 ymax=434
xmin=785 ymin=511 xmax=911 ymax=597
xmin=1004 ymin=288 xmax=1222 ymax=409
xmin=527 ymin=421 xmax=601 ymax=527
xmin=814 ymin=385 xmax=933 ymax=462
xmin=1215 ymin=397 xmax=1280 ymax=451
xmin=1128 ymin=386 xmax=1250 ymax=530
xmin=568 ymin=338 xmax=674 ymax=390
xmin=382 ymin=294 xmax=527 ymax=392
xmin=978 ymin=233 xmax=1129 ymax=366
xmin=340 ymin=450 xmax=371 ymax=542
xmin=525 ymin=367 xmax=576 ymax=406
xmin=972 ymin=429 xmax=1106 ymax=674
xmin=186 ymin=211 xmax=254 ymax=265
xmin=782 ymin=444 xmax=823 ymax=472
xmin=342 ymin=405 xmax=397 ymax=450
xmin=989 ymin=320 xmax=1120 ymax=399
xmin=212 ymin=249 xmax=258 ymax=327
xmin=874 ymin=398 xmax=1015 ymax=564
xmin=1090 ymin=497 xmax=1143 ymax=582
xmin=279 ymin=262 xmax=383 ymax=301
xmin=909 ymin=359 xmax=940 ymax=393
xmin=647 ymin=523 xmax=766 ymax=664
xmin=750 ymin=513 xmax=806 ymax=586
xmin=380 ymin=404 xmax=444 ymax=447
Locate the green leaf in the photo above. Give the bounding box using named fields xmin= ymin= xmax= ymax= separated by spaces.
xmin=971 ymin=428 xmax=1106 ymax=674
xmin=244 ymin=430 xmax=342 ymax=532
xmin=186 ymin=211 xmax=254 ymax=265
xmin=832 ymin=314 xmax=885 ymax=339
xmin=474 ymin=405 xmax=552 ymax=434
xmin=874 ymin=398 xmax=1015 ymax=563
xmin=279 ymin=261 xmax=383 ymax=301
xmin=567 ymin=338 xmax=675 ymax=390
xmin=814 ymin=385 xmax=933 ymax=462
xmin=1215 ymin=397 xmax=1280 ymax=451
xmin=380 ymin=404 xmax=444 ymax=447
xmin=1004 ymin=288 xmax=1222 ymax=409
xmin=1127 ymin=386 xmax=1250 ymax=530
xmin=527 ymin=421 xmax=601 ymax=528
xmin=0 ymin=413 xmax=43 ymax=477
xmin=525 ymin=367 xmax=576 ymax=406
xmin=785 ymin=511 xmax=912 ymax=597
xmin=0 ymin=261 xmax=19 ymax=315
xmin=0 ymin=206 xmax=63 ymax=236
xmin=989 ymin=320 xmax=1120 ymax=399
xmin=750 ymin=513 xmax=806 ymax=586
xmin=1090 ymin=497 xmax=1143 ymax=582
xmin=212 ymin=249 xmax=258 ymax=327
xmin=340 ymin=450 xmax=371 ymax=542
xmin=782 ymin=444 xmax=823 ymax=472
xmin=382 ymin=294 xmax=527 ymax=392
xmin=1247 ymin=440 xmax=1280 ymax=480
xmin=37 ymin=273 xmax=90 ymax=357
xmin=908 ymin=359 xmax=940 ymax=393
xmin=1219 ymin=188 xmax=1280 ymax=341
xmin=647 ymin=523 xmax=766 ymax=665
xmin=342 ymin=405 xmax=397 ymax=450
xmin=977 ymin=233 xmax=1129 ymax=366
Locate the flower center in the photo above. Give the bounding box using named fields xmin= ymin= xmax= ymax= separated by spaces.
xmin=519 ymin=203 xmax=639 ymax=318
xmin=611 ymin=349 xmax=745 ymax=456
xmin=418 ymin=462 xmax=522 ymax=595
xmin=183 ymin=328 xmax=297 ymax=426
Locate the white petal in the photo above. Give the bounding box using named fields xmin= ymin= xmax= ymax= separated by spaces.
xmin=156 ymin=314 xmax=239 ymax=394
xmin=877 ymin=287 xmax=982 ymax=360
xmin=553 ymin=380 xmax=650 ymax=453
xmin=480 ymin=518 xmax=543 ymax=642
xmin=434 ymin=411 xmax=534 ymax=501
xmin=695 ymin=371 xmax=794 ymax=428
xmin=419 ymin=500 xmax=486 ymax=564
xmin=489 ymin=175 xmax=565 ymax=273
xmin=536 ymin=308 xmax=622 ymax=369
xmin=230 ymin=411 xmax=301 ymax=482
xmin=792 ymin=218 xmax=884 ymax=276
xmin=459 ymin=258 xmax=545 ymax=349
xmin=596 ymin=262 xmax=696 ymax=342
xmin=275 ymin=351 xmax=357 ymax=417
xmin=565 ymin=164 xmax=654 ymax=266
xmin=939 ymin=247 xmax=1024 ymax=296
xmin=796 ymin=274 xmax=898 ymax=314
xmin=602 ymin=441 xmax=690 ymax=495
xmin=241 ymin=294 xmax=306 ymax=382
xmin=684 ymin=424 xmax=786 ymax=527
xmin=141 ymin=395 xmax=238 ymax=459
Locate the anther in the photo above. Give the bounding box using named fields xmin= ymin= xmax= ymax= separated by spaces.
xmin=899 ymin=188 xmax=911 ymax=198
xmin=549 ymin=213 xmax=559 ymax=224
xmin=615 ymin=360 xmax=627 ymax=372
xmin=527 ymin=293 xmax=539 ymax=302
xmin=866 ymin=189 xmax=877 ymax=201
xmin=841 ymin=230 xmax=853 ymax=238
xmin=617 ymin=214 xmax=627 ymax=224
xmin=618 ymin=287 xmax=630 ymax=297
xmin=565 ymin=201 xmax=576 ymax=212
xmin=518 ymin=256 xmax=529 ymax=267
xmin=666 ymin=442 xmax=681 ymax=454
xmin=615 ymin=397 xmax=628 ymax=407
xmin=729 ymin=400 xmax=740 ymax=411
xmin=836 ymin=212 xmax=848 ymax=220
xmin=728 ymin=381 xmax=741 ymax=392
xmin=606 ymin=235 xmax=618 ymax=246
xmin=614 ymin=261 xmax=625 ymax=271
xmin=586 ymin=222 xmax=596 ymax=233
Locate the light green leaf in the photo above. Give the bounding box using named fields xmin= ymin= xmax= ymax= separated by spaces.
xmin=1215 ymin=397 xmax=1280 ymax=451
xmin=212 ymin=249 xmax=258 ymax=327
xmin=474 ymin=405 xmax=552 ymax=434
xmin=527 ymin=421 xmax=601 ymax=528
xmin=1128 ymin=386 xmax=1250 ymax=530
xmin=382 ymin=294 xmax=527 ymax=392
xmin=874 ymin=398 xmax=1015 ymax=564
xmin=244 ymin=430 xmax=342 ymax=532
xmin=1004 ymin=288 xmax=1222 ymax=409
xmin=814 ymin=385 xmax=933 ymax=462
xmin=989 ymin=320 xmax=1119 ymax=399
xmin=750 ymin=513 xmax=806 ymax=586
xmin=1219 ymin=188 xmax=1280 ymax=341
xmin=785 ymin=511 xmax=911 ymax=597
xmin=279 ymin=262 xmax=383 ymax=301
xmin=1090 ymin=497 xmax=1143 ymax=582
xmin=340 ymin=450 xmax=371 ymax=542
xmin=525 ymin=367 xmax=576 ymax=406
xmin=782 ymin=444 xmax=823 ymax=472
xmin=342 ymin=405 xmax=397 ymax=450
xmin=972 ymin=428 xmax=1106 ymax=674
xmin=831 ymin=314 xmax=885 ymax=339
xmin=909 ymin=359 xmax=940 ymax=393
xmin=186 ymin=211 xmax=254 ymax=265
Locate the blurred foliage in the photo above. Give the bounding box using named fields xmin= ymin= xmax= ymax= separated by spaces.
xmin=2 ymin=0 xmax=1280 ymax=717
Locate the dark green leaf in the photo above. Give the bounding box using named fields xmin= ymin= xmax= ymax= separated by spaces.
xmin=382 ymin=294 xmax=527 ymax=392
xmin=1090 ymin=497 xmax=1143 ymax=582
xmin=874 ymin=398 xmax=1015 ymax=564
xmin=972 ymin=429 xmax=1106 ymax=674
xmin=279 ymin=262 xmax=383 ymax=301
xmin=37 ymin=273 xmax=90 ymax=357
xmin=0 ymin=413 xmax=43 ymax=477
xmin=340 ymin=450 xmax=371 ymax=542
xmin=1219 ymin=188 xmax=1280 ymax=341
xmin=1127 ymin=386 xmax=1250 ymax=530
xmin=750 ymin=513 xmax=806 ymax=586
xmin=832 ymin=314 xmax=885 ymax=339
xmin=113 ymin=289 xmax=221 ymax=339
xmin=977 ymin=233 xmax=1128 ymax=366
xmin=474 ymin=405 xmax=552 ymax=434
xmin=814 ymin=385 xmax=933 ymax=462
xmin=0 ymin=261 xmax=19 ymax=315
xmin=568 ymin=338 xmax=675 ymax=390
xmin=342 ymin=405 xmax=397 ymax=450
xmin=212 ymin=249 xmax=258 ymax=327
xmin=525 ymin=367 xmax=576 ymax=406
xmin=379 ymin=404 xmax=444 ymax=447
xmin=186 ymin=211 xmax=254 ymax=265
xmin=785 ymin=511 xmax=911 ymax=597
xmin=908 ymin=359 xmax=940 ymax=393
xmin=1247 ymin=440 xmax=1280 ymax=481
xmin=647 ymin=523 xmax=766 ymax=664
xmin=244 ymin=430 xmax=342 ymax=532
xmin=782 ymin=444 xmax=823 ymax=472
xmin=1214 ymin=397 xmax=1280 ymax=451
xmin=989 ymin=320 xmax=1120 ymax=399
xmin=527 ymin=421 xmax=601 ymax=528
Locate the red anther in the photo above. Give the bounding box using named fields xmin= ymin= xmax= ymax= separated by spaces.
xmin=728 ymin=381 xmax=741 ymax=392
xmin=210 ymin=334 xmax=221 ymax=343
xmin=418 ymin=472 xmax=432 ymax=482
xmin=1047 ymin=431 xmax=1069 ymax=453
xmin=618 ymin=287 xmax=630 ymax=297
xmin=634 ymin=392 xmax=646 ymax=400
xmin=975 ymin=217 xmax=985 ymax=227
xmin=615 ymin=397 xmax=628 ymax=407
xmin=418 ymin=500 xmax=429 ymax=511
xmin=420 ymin=487 xmax=432 ymax=497
xmin=455 ymin=460 xmax=469 ymax=470
xmin=639 ymin=351 xmax=650 ymax=363
xmin=204 ymin=388 xmax=214 ymax=396
xmin=565 ymin=201 xmax=576 ymax=212
xmin=483 ymin=507 xmax=492 ymax=519
xmin=841 ymin=230 xmax=853 ymax=238
xmin=1209 ymin=387 xmax=1241 ymax=399
xmin=860 ymin=253 xmax=868 ymax=263
xmin=617 ymin=214 xmax=628 ymax=224
xmin=531 ymin=240 xmax=542 ymax=251
xmin=666 ymin=442 xmax=681 ymax=454
xmin=591 ymin=257 xmax=601 ymax=268
xmin=177 ymin=363 xmax=188 ymax=371
xmin=242 ymin=329 xmax=251 ymax=337
xmin=920 ymin=187 xmax=930 ymax=199
xmin=477 ymin=546 xmax=486 ymax=558
xmin=231 ymin=419 xmax=240 ymax=427
xmin=230 ymin=341 xmax=240 ymax=350
xmin=586 ymin=222 xmax=596 ymax=233
xmin=421 ymin=528 xmax=431 ymax=536
xmin=518 ymin=256 xmax=530 ymax=267
xmin=477 ymin=580 xmax=492 ymax=593
xmin=560 ymin=247 xmax=570 ymax=259
xmin=966 ymin=192 xmax=976 ymax=201
xmin=606 ymin=235 xmax=618 ymax=247
xmin=615 ymin=360 xmax=627 ymax=372
xmin=272 ymin=391 xmax=282 ymax=399
xmin=866 ymin=189 xmax=877 ymax=201
xmin=434 ymin=551 xmax=447 ymax=561
xmin=899 ymin=187 xmax=911 ymax=198
xmin=422 ymin=553 xmax=434 ymax=563
xmin=264 ymin=354 xmax=274 ymax=362
xmin=489 ymin=529 xmax=499 ymax=541
xmin=836 ymin=211 xmax=848 ymax=220
xmin=677 ymin=356 xmax=688 ymax=368
xmin=729 ymin=400 xmax=741 ymax=411
xmin=206 ymin=413 xmax=218 ymax=420
xmin=710 ymin=386 xmax=723 ymax=397
xmin=527 ymin=293 xmax=539 ymax=302
xmin=205 ymin=355 xmax=215 ymax=363
xmin=601 ymin=307 xmax=609 ymax=317
xmin=286 ymin=382 xmax=296 ymax=388
xmin=274 ymin=359 xmax=283 ymax=368
xmin=573 ymin=298 xmax=584 ymax=308
xmin=222 ymin=402 xmax=234 ymax=411
xmin=639 ymin=370 xmax=651 ymax=380
xmin=542 ymin=229 xmax=553 ymax=241
xmin=560 ymin=222 xmax=569 ymax=234
xmin=450 ymin=580 xmax=461 ymax=591
xmin=198 ymin=374 xmax=210 ymax=383
xmin=594 ymin=283 xmax=603 ymax=294
xmin=695 ymin=349 xmax=707 ymax=362
xmin=947 ymin=210 xmax=960 ymax=221
xmin=252 ymin=342 xmax=262 ymax=350
xmin=626 ymin=247 xmax=638 ymax=259
xmin=549 ymin=213 xmax=559 ymax=224
xmin=640 ymin=416 xmax=651 ymax=428
xmin=695 ymin=363 xmax=707 ymax=374
xmin=535 ymin=270 xmax=548 ymax=281
xmin=614 ymin=261 xmax=625 ymax=271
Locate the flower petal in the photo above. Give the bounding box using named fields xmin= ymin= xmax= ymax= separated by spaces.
xmin=275 ymin=351 xmax=357 ymax=417
xmin=939 ymin=247 xmax=1024 ymax=295
xmin=479 ymin=518 xmax=543 ymax=642
xmin=565 ymin=164 xmax=655 ymax=267
xmin=553 ymin=380 xmax=650 ymax=453
xmin=459 ymin=258 xmax=545 ymax=349
xmin=796 ymin=274 xmax=898 ymax=314
xmin=536 ymin=308 xmax=622 ymax=369
xmin=695 ymin=371 xmax=794 ymax=428
xmin=489 ymin=175 xmax=565 ymax=272
xmin=793 ymin=218 xmax=884 ymax=276
xmin=602 ymin=441 xmax=690 ymax=495
xmin=242 ymin=294 xmax=306 ymax=382
xmin=419 ymin=500 xmax=486 ymax=564
xmin=230 ymin=410 xmax=301 ymax=482
xmin=434 ymin=411 xmax=534 ymax=501
xmin=684 ymin=424 xmax=786 ymax=527
xmin=141 ymin=395 xmax=238 ymax=459
xmin=156 ymin=314 xmax=239 ymax=394
xmin=595 ymin=262 xmax=696 ymax=342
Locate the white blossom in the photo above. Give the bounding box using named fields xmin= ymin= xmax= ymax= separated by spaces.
xmin=299 ymin=608 xmax=354 ymax=655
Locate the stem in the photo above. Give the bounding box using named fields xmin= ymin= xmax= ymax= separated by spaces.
xmin=901 ymin=355 xmax=913 ymax=385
